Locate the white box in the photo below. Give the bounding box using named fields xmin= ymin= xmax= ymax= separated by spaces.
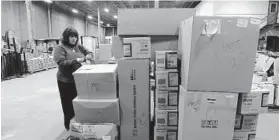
xmin=154 ymin=128 xmax=178 ymax=140
xmin=73 ymin=64 xmax=118 ymax=99
xmin=123 ymin=37 xmax=151 ymax=59
xmin=178 ymin=86 xmax=238 ymax=140
xmin=179 ymin=16 xmax=259 ymax=93
xmin=234 ymin=114 xmax=259 ymax=132
xmin=73 ymin=98 xmax=120 ymax=125
xmin=237 ymin=89 xmax=269 ymax=114
xmin=155 ymin=51 xmax=178 ymax=70
xmin=70 ymin=118 xmax=118 ymax=140
xmin=118 ymin=59 xmax=150 ymax=140
xmin=233 ymin=132 xmax=256 ymax=140
xmin=260 ymin=83 xmax=275 ymax=105
xmin=155 ymin=109 xmax=178 ymax=130
xmin=156 ymin=71 xmax=179 ymax=91
xmin=117 ymin=9 xmax=195 ymax=36
xmin=155 ymin=90 xmax=178 ymax=110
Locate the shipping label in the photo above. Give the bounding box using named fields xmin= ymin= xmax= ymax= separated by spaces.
xmin=123 ymin=43 xmax=132 ymax=57
xmin=200 ymin=120 xmax=218 ymax=128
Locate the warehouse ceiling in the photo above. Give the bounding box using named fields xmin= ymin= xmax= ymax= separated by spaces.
xmin=51 ymin=0 xmax=201 ymax=27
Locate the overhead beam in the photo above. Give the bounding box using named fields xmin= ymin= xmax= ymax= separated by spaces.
xmin=120 ymin=1 xmax=127 ymax=8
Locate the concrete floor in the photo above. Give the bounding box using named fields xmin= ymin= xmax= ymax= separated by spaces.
xmin=1 ymin=68 xmax=279 ymax=140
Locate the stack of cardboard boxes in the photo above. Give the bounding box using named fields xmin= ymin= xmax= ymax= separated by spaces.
xmin=154 ymin=51 xmax=179 ymax=140
xmin=117 ymin=37 xmax=151 ymax=140
xmin=177 ymin=16 xmax=262 ymax=140
xmin=234 ymin=86 xmax=269 ymax=140
xmin=71 ymin=64 xmax=120 ymax=140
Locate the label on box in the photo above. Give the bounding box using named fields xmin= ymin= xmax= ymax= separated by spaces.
xmin=237 ymin=18 xmax=249 ymax=28
xmin=235 ymin=114 xmax=258 ymax=131
xmin=233 ymin=132 xmax=256 ymax=140
xmin=155 ymin=129 xmax=177 ymax=140
xmin=168 ymin=72 xmax=179 ymax=87
xmin=166 ymin=52 xmax=178 ymax=69
xmin=156 ymin=110 xmax=178 ymax=129
xmin=138 ymin=40 xmax=150 ymax=56
xmin=168 ymin=91 xmax=178 ymax=106
xmin=156 ymin=90 xmax=178 ymax=110
xmin=123 ymin=44 xmax=132 ymax=57
xmin=261 ymin=93 xmax=269 ymax=107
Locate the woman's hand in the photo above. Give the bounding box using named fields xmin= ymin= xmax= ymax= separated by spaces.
xmin=85 ymin=54 xmax=93 ymax=61
xmin=76 ymin=57 xmax=85 ymax=63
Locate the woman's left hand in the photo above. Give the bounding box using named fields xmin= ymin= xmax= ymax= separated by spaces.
xmin=85 ymin=54 xmax=93 ymax=61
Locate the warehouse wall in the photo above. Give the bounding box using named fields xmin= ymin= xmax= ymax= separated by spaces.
xmin=32 ymin=1 xmax=49 ymax=39
xmin=1 ymin=1 xmax=28 ymax=45
xmin=196 ymin=0 xmax=269 ymax=19
xmin=1 ymin=1 xmax=104 ymax=45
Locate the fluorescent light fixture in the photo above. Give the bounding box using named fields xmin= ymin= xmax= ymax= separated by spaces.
xmin=104 ymin=8 xmax=109 ymax=13
xmin=44 ymin=0 xmax=52 ymax=3
xmin=87 ymin=15 xmax=93 ymax=19
xmin=107 ymin=24 xmax=110 ymax=27
xmin=72 ymin=9 xmax=78 ymax=13
xmin=87 ymin=0 xmax=92 ymax=1
xmin=114 ymin=15 xmax=117 ymax=19
xmin=100 ymin=21 xmax=104 ymax=24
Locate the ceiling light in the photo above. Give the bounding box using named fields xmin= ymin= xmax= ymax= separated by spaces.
xmin=44 ymin=0 xmax=52 ymax=3
xmin=104 ymin=8 xmax=109 ymax=13
xmin=72 ymin=9 xmax=78 ymax=14
xmin=100 ymin=21 xmax=104 ymax=24
xmin=107 ymin=24 xmax=110 ymax=27
xmin=87 ymin=0 xmax=92 ymax=1
xmin=87 ymin=15 xmax=93 ymax=19
xmin=114 ymin=15 xmax=117 ymax=19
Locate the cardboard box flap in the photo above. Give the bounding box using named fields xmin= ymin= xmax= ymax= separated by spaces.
xmin=73 ymin=64 xmax=117 ymax=74
xmin=73 ymin=98 xmax=119 ymax=109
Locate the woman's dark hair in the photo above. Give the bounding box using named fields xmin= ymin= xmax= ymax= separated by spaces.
xmin=62 ymin=27 xmax=79 ymax=46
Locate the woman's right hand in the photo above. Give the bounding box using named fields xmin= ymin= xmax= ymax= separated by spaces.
xmin=76 ymin=57 xmax=85 ymax=63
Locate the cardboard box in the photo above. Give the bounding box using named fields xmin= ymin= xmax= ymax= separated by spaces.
xmin=234 ymin=114 xmax=258 ymax=132
xmin=179 ymin=16 xmax=259 ymax=93
xmin=70 ymin=118 xmax=118 ymax=140
xmin=155 ymin=51 xmax=178 ymax=71
xmin=73 ymin=64 xmax=118 ymax=99
xmin=112 ymin=36 xmax=124 ymax=59
xmin=178 ymin=86 xmax=238 ymax=140
xmin=73 ymin=98 xmax=120 ymax=125
xmin=260 ymin=83 xmax=275 ymax=105
xmin=233 ymin=132 xmax=256 ymax=140
xmin=111 ymin=36 xmax=178 ymax=61
xmin=156 ymin=70 xmax=179 ymax=91
xmin=237 ymin=89 xmax=269 ymax=114
xmin=118 ymin=59 xmax=150 ymax=140
xmin=123 ymin=37 xmax=151 ymax=59
xmin=155 ymin=90 xmax=178 ymax=110
xmin=117 ymin=9 xmax=195 ymax=35
xmin=154 ymin=128 xmax=178 ymax=140
xmin=155 ymin=109 xmax=178 ymax=130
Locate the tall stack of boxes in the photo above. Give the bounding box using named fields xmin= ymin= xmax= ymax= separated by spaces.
xmin=154 ymin=51 xmax=179 ymax=140
xmin=71 ymin=64 xmax=119 ymax=140
xmin=177 ymin=16 xmax=261 ymax=140
xmin=234 ymin=87 xmax=270 ymax=139
xmin=116 ymin=9 xmax=195 ymax=140
xmin=118 ymin=37 xmax=151 ymax=140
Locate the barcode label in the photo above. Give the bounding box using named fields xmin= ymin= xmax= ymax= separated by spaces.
xmin=157 ymin=58 xmax=165 ymax=64
xmin=158 ymin=79 xmax=166 ymax=85
xmin=157 ymin=136 xmax=165 ymax=140
xmin=158 ymin=98 xmax=166 ymax=103
xmin=157 ymin=118 xmax=166 ymax=124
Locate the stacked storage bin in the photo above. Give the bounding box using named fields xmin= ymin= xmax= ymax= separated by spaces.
xmin=154 ymin=51 xmax=179 ymax=140
xmin=71 ymin=64 xmax=120 ymax=140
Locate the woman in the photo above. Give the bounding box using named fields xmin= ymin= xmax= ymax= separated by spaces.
xmin=53 ymin=27 xmax=93 ymax=131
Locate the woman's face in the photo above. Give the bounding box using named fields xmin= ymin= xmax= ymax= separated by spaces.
xmin=69 ymin=36 xmax=77 ymax=45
